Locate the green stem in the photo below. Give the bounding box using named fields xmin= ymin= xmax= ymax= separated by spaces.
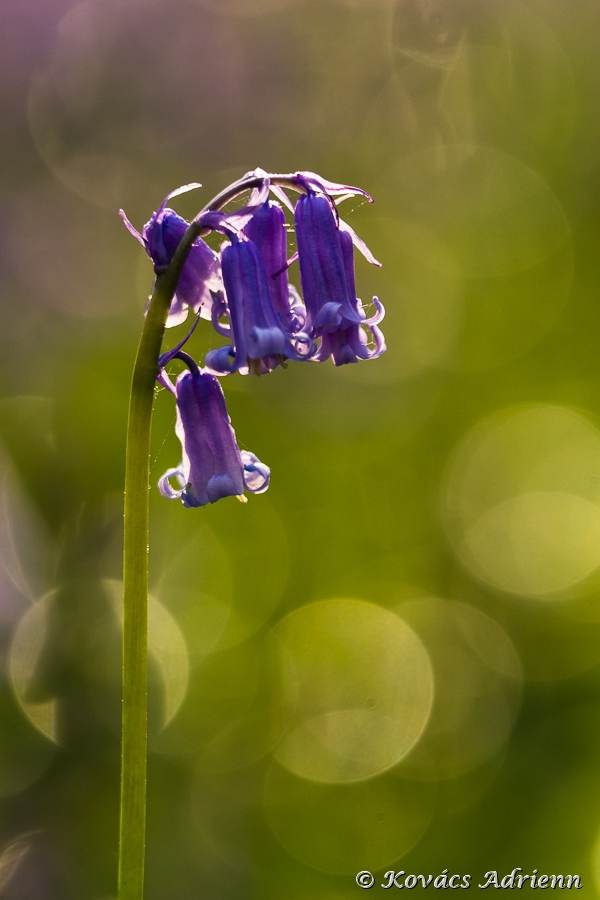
xmin=117 ymin=173 xmax=306 ymax=900
xmin=118 ymin=272 xmax=173 ymax=900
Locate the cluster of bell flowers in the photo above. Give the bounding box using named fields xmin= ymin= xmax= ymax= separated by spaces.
xmin=120 ymin=169 xmax=385 ymax=508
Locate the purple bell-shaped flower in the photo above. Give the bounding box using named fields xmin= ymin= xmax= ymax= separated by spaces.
xmin=243 ymin=199 xmax=307 ymax=333
xmin=314 ymin=229 xmax=386 ymax=365
xmin=158 ymin=352 xmax=270 ymax=507
xmin=291 ymin=176 xmax=385 ymax=364
xmin=120 ymin=184 xmax=221 ymax=327
xmin=205 ymin=234 xmax=315 ymax=376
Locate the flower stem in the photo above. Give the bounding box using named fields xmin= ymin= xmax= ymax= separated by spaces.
xmin=118 ymin=272 xmax=173 ymax=900
xmin=117 ymin=199 xmax=232 ymax=900
xmin=117 ymin=173 xmax=299 ymax=900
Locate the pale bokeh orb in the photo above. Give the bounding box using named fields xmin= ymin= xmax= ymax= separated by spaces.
xmin=443 ymin=404 xmax=600 ymax=598
xmin=272 ymin=598 xmax=433 ymax=783
xmin=396 ymin=597 xmax=522 ymax=779
xmin=264 ymin=763 xmax=435 ymax=875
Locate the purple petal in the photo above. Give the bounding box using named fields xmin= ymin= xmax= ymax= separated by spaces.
xmin=241 ymin=450 xmax=271 ymax=494
xmin=338 ymin=218 xmax=382 ymax=267
xmin=154 ymin=182 xmax=203 ymax=222
xmin=119 ymin=209 xmax=145 ymax=247
xmin=158 ymin=465 xmax=186 ymax=499
xmin=269 ymin=183 xmax=296 ymax=213
xmin=211 ymin=291 xmax=232 ymax=338
xmin=206 ymin=474 xmax=240 ymax=504
xmin=313 ymin=302 xmax=343 ymax=331
xmin=248 ymin=326 xmax=287 ymax=357
xmin=287 ymin=284 xmax=307 ymax=331
xmin=369 ymin=322 xmax=387 ymax=358
xmin=363 ymin=295 xmax=385 ymax=326
xmin=157 ymin=369 xmax=177 ymax=394
xmin=165 ymin=295 xmax=190 ymax=328
xmin=204 ymin=345 xmax=236 ymax=375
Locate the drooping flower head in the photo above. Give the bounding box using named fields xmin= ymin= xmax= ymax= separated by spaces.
xmin=120 ymin=169 xmax=386 ymax=511
xmin=121 ymin=169 xmax=385 ymax=369
xmin=158 ymin=351 xmax=269 ymax=507
xmin=120 ymin=168 xmax=389 ymax=509
xmin=201 ymin=170 xmax=384 ymax=373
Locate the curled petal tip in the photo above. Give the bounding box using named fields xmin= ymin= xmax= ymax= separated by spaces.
xmin=158 ymin=466 xmax=186 ymax=500
xmin=363 ymin=296 xmax=385 ymax=326
xmin=204 ymin=345 xmax=236 ymax=375
xmin=241 ymin=450 xmax=271 ymax=494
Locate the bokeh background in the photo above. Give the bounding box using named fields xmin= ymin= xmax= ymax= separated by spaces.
xmin=1 ymin=0 xmax=600 ymax=896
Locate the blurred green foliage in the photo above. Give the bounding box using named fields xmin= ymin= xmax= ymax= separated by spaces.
xmin=2 ymin=0 xmax=600 ymax=897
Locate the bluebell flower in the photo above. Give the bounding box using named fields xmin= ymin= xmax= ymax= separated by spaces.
xmin=157 ymin=352 xmax=269 ymax=507
xmin=284 ymin=170 xmax=381 ymax=268
xmin=294 ymin=191 xmax=362 ymax=334
xmin=314 ymin=230 xmax=386 ymax=365
xmin=120 ymin=184 xmax=221 ymax=327
xmin=289 ymin=174 xmax=385 ymax=364
xmin=243 ymin=199 xmax=307 ymax=333
xmin=204 ymin=234 xmax=315 ymax=376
